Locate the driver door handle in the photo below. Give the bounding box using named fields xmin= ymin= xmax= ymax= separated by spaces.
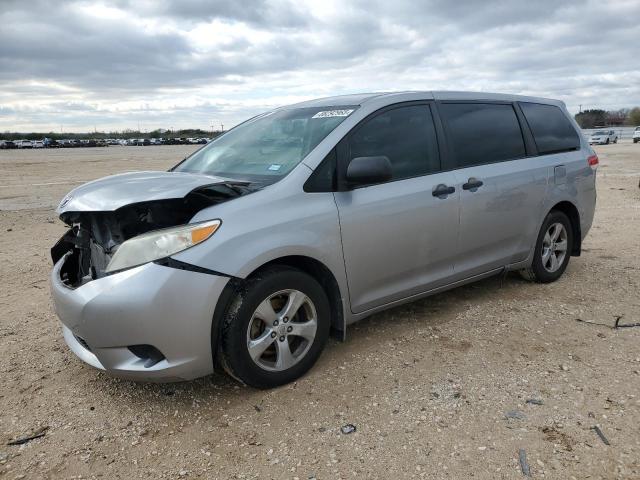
xmin=432 ymin=184 xmax=455 ymax=198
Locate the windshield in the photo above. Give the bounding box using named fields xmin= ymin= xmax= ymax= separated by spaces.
xmin=174 ymin=106 xmax=357 ymax=184
xmin=593 ymin=131 xmax=606 ymax=135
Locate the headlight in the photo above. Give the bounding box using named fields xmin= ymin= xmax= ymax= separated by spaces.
xmin=106 ymin=219 xmax=221 ymax=273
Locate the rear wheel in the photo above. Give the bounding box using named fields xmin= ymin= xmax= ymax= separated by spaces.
xmin=605 ymin=138 xmax=610 ymax=144
xmin=219 ymin=266 xmax=330 ymax=388
xmin=520 ymin=210 xmax=573 ymax=283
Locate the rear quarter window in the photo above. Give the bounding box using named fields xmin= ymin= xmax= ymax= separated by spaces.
xmin=519 ymin=102 xmax=580 ymax=154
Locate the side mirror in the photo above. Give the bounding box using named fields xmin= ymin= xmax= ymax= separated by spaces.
xmin=346 ymin=156 xmax=392 ymax=186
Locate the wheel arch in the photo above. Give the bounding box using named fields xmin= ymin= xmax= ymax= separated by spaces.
xmin=246 ymin=255 xmax=346 ymax=340
xmin=548 ymin=200 xmax=581 ymax=256
xmin=211 ymin=254 xmax=346 ymax=362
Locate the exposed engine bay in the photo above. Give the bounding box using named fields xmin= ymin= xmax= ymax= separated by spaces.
xmin=51 ymin=182 xmax=255 ymax=288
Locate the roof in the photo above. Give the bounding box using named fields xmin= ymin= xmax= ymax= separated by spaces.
xmin=287 ymin=93 xmax=387 ymax=108
xmin=285 ymin=91 xmax=564 ymax=109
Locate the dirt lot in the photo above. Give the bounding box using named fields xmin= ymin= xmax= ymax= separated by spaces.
xmin=0 ymin=143 xmax=639 ymax=479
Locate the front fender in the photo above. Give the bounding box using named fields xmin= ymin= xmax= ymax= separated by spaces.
xmin=171 ymin=182 xmax=351 ymax=328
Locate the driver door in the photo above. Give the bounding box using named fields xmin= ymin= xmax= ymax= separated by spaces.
xmin=333 ymin=103 xmax=460 ymax=314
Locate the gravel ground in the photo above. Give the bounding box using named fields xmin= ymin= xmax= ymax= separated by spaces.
xmin=0 ymin=143 xmax=639 ymax=479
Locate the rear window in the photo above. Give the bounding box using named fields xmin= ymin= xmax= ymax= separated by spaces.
xmin=439 ymin=103 xmax=526 ymax=168
xmin=519 ymin=102 xmax=580 ymax=154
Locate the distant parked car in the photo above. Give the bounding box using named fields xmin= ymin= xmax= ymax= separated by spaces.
xmin=589 ymin=130 xmax=617 ymax=145
xmin=33 ymin=140 xmax=44 ymax=148
xmin=2 ymin=141 xmax=17 ymax=149
xmin=633 ymin=127 xmax=640 ymax=144
xmin=16 ymin=140 xmax=34 ymax=149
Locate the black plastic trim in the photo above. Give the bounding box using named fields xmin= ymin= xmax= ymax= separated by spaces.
xmin=210 ymin=277 xmax=243 ymax=372
xmin=153 ymin=257 xmax=233 ymax=277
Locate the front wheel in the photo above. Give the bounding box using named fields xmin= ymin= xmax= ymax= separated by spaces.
xmin=219 ymin=266 xmax=331 ymax=388
xmin=520 ymin=210 xmax=573 ymax=283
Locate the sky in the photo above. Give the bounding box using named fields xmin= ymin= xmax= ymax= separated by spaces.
xmin=1 ymin=0 xmax=639 ymax=133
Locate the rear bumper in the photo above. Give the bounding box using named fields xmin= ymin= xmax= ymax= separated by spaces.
xmin=51 ymin=254 xmax=229 ymax=382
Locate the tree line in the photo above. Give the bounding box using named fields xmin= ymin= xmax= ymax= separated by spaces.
xmin=574 ymin=107 xmax=640 ymax=129
xmin=0 ymin=128 xmax=222 ymax=141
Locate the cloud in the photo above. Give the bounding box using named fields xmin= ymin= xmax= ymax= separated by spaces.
xmin=0 ymin=0 xmax=639 ymax=131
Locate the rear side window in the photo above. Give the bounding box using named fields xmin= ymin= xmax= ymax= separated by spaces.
xmin=348 ymin=105 xmax=440 ymax=181
xmin=440 ymin=103 xmax=526 ymax=168
xmin=520 ymin=102 xmax=580 ymax=154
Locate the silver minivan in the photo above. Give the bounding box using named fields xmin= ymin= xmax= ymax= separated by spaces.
xmin=50 ymin=92 xmax=598 ymax=388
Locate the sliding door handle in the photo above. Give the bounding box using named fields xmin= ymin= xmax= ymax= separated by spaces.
xmin=462 ymin=177 xmax=484 ymax=191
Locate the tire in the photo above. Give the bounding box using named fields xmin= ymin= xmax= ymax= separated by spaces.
xmin=605 ymin=138 xmax=609 ymax=144
xmin=219 ymin=266 xmax=331 ymax=388
xmin=613 ymin=138 xmax=617 ymax=144
xmin=520 ymin=210 xmax=573 ymax=283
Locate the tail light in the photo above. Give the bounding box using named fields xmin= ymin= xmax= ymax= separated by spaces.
xmin=587 ymin=154 xmax=599 ymax=169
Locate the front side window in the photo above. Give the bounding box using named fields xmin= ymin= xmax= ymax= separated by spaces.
xmin=348 ymin=105 xmax=440 ymax=181
xmin=520 ymin=102 xmax=580 ymax=154
xmin=440 ymin=103 xmax=526 ymax=168
xmin=174 ymin=106 xmax=357 ymax=184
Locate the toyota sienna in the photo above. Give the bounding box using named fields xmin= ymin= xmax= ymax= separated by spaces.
xmin=50 ymin=92 xmax=597 ymax=388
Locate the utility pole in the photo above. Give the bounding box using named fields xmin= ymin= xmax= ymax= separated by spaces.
xmin=220 ymin=122 xmax=224 ymax=132
xmin=579 ymin=104 xmax=582 ymax=113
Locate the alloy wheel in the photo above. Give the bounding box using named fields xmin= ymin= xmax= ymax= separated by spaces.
xmin=246 ymin=289 xmax=318 ymax=371
xmin=541 ymin=222 xmax=568 ymax=273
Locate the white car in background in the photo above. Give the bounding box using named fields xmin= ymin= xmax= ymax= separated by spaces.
xmin=17 ymin=140 xmax=34 ymax=148
xmin=633 ymin=127 xmax=640 ymax=144
xmin=589 ymin=130 xmax=617 ymax=145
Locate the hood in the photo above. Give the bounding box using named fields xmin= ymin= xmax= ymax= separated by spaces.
xmin=52 ymin=170 xmax=258 ymax=285
xmin=56 ymin=171 xmax=231 ymax=213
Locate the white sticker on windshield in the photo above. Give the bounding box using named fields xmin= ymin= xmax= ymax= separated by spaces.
xmin=268 ymin=164 xmax=282 ymax=171
xmin=312 ymin=109 xmax=354 ymax=119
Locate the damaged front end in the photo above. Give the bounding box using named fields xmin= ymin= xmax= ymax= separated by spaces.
xmin=51 ymin=172 xmax=256 ymax=288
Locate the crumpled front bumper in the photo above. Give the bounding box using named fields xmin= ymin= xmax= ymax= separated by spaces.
xmin=50 ymin=253 xmax=230 ymax=382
